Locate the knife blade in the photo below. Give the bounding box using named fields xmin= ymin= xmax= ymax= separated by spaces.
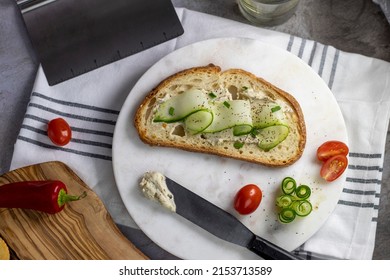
xmin=164 ymin=176 xmax=301 ymax=260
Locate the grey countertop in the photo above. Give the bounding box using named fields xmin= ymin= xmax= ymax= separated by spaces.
xmin=1 ymin=0 xmax=389 ymax=259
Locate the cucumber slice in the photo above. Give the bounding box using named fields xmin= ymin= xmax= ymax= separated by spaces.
xmin=278 ymin=208 xmax=296 ymax=223
xmin=203 ymin=100 xmax=252 ymax=133
xmin=233 ymin=124 xmax=253 ymax=136
xmin=290 ymin=200 xmax=312 ymax=217
xmin=184 ymin=110 xmax=213 ymax=134
xmin=251 ymin=100 xmax=287 ymax=128
xmin=154 ymin=89 xmax=210 ymax=122
xmin=256 ymin=125 xmax=289 ymax=151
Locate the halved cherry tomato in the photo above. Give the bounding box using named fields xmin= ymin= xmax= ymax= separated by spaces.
xmin=47 ymin=118 xmax=72 ymax=146
xmin=320 ymin=154 xmax=348 ymax=182
xmin=317 ymin=140 xmax=349 ymax=162
xmin=233 ymin=184 xmax=262 ymax=215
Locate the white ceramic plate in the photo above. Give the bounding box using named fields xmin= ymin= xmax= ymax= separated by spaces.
xmin=112 ymin=38 xmax=348 ymax=259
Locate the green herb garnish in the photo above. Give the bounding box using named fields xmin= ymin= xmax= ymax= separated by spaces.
xmin=233 ymin=141 xmax=244 ymax=149
xmin=271 ymin=105 xmax=281 ymax=113
xmin=250 ymin=128 xmax=260 ymax=138
xmin=242 ymin=86 xmax=248 ymax=91
xmin=168 ymin=107 xmax=175 ymax=116
xmin=223 ymin=101 xmax=231 ymax=108
xmin=208 ymin=92 xmax=217 ymax=98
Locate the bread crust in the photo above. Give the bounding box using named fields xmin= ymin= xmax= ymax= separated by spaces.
xmin=134 ymin=64 xmax=306 ymax=167
xmin=0 ymin=237 xmax=10 ymax=260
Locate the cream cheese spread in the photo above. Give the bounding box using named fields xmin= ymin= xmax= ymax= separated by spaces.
xmin=152 ymin=87 xmax=294 ymax=151
xmin=139 ymin=172 xmax=176 ymax=212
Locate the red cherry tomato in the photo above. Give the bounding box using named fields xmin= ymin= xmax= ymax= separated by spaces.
xmin=233 ymin=184 xmax=262 ymax=215
xmin=320 ymin=154 xmax=348 ymax=182
xmin=317 ymin=140 xmax=349 ymax=162
xmin=47 ymin=118 xmax=72 ymax=146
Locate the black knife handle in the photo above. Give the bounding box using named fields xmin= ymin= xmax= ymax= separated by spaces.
xmin=247 ymin=235 xmax=302 ymax=260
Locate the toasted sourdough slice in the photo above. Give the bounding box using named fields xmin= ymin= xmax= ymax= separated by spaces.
xmin=134 ymin=64 xmax=306 ymax=166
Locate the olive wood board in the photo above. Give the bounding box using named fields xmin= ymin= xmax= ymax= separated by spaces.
xmin=0 ymin=161 xmax=148 ymax=260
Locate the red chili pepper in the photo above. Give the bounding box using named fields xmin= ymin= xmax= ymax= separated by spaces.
xmin=0 ymin=180 xmax=86 ymax=214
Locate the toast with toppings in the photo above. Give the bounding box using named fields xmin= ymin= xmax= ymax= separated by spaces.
xmin=134 ymin=64 xmax=306 ymax=167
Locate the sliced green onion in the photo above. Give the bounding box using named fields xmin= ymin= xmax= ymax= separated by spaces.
xmin=242 ymin=86 xmax=248 ymax=91
xmin=290 ymin=200 xmax=312 ymax=217
xmin=233 ymin=141 xmax=244 ymax=149
xmin=208 ymin=92 xmax=217 ymax=98
xmin=278 ymin=208 xmax=296 ymax=223
xmin=168 ymin=107 xmax=175 ymax=116
xmin=250 ymin=128 xmax=259 ymax=138
xmin=223 ymin=101 xmax=231 ymax=108
xmin=281 ymin=177 xmax=296 ymax=195
xmin=276 ymin=195 xmax=293 ymax=208
xmin=295 ymin=185 xmax=311 ymax=200
xmin=271 ymin=105 xmax=281 ymax=113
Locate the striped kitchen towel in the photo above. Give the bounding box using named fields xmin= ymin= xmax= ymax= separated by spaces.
xmin=11 ymin=8 xmax=390 ymax=259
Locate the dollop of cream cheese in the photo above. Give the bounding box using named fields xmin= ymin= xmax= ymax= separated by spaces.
xmin=139 ymin=172 xmax=176 ymax=212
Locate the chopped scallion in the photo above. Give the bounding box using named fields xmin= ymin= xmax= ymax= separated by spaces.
xmin=250 ymin=128 xmax=259 ymax=138
xmin=208 ymin=92 xmax=217 ymax=98
xmin=233 ymin=141 xmax=244 ymax=149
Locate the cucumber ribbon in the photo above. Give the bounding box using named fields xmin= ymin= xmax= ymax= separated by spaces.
xmin=153 ymin=89 xmax=290 ymax=150
xmin=276 ymin=177 xmax=312 ymax=223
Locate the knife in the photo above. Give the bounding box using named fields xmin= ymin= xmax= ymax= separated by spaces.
xmin=17 ymin=0 xmax=57 ymax=12
xmin=164 ymin=176 xmax=301 ymax=260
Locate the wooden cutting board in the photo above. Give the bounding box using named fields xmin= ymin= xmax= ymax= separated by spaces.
xmin=0 ymin=161 xmax=148 ymax=260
